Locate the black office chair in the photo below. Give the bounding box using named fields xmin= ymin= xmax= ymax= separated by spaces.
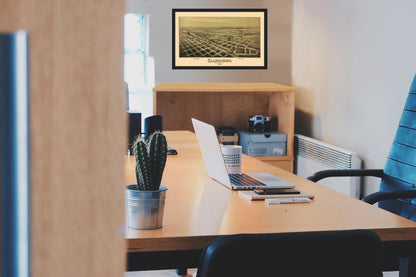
xmin=307 ymin=74 xmax=416 ymax=221
xmin=196 ymin=230 xmax=382 ymax=277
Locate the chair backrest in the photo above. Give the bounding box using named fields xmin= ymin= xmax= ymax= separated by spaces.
xmin=380 ymin=74 xmax=416 ymax=220
xmin=196 ymin=230 xmax=382 ymax=277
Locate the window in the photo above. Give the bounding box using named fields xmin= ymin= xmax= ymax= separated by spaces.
xmin=124 ymin=13 xmax=154 ymax=120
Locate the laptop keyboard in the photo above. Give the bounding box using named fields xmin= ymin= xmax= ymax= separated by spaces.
xmin=229 ymin=173 xmax=266 ymax=189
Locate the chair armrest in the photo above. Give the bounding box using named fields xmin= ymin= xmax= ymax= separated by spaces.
xmin=307 ymin=169 xmax=385 ymax=182
xmin=363 ymin=190 xmax=416 ymax=205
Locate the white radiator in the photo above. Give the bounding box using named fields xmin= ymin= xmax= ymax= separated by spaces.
xmin=294 ymin=135 xmax=362 ymax=198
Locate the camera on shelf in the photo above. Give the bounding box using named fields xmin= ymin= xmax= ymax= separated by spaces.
xmin=248 ymin=115 xmax=271 ymax=133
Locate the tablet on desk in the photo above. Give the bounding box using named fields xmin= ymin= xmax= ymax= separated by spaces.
xmin=254 ymin=188 xmax=301 ymax=195
xmin=239 ymin=190 xmax=314 ymax=201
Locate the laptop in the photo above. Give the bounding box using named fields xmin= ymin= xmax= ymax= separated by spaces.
xmin=191 ymin=118 xmax=295 ymax=190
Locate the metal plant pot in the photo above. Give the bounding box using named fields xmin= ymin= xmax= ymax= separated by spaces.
xmin=125 ymin=185 xmax=168 ymax=230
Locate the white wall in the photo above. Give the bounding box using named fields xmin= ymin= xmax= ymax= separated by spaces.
xmin=292 ymin=0 xmax=416 ymax=195
xmin=126 ymin=0 xmax=292 ymax=85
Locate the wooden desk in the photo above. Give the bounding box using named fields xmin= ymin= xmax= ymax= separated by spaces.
xmin=125 ymin=131 xmax=416 ymax=273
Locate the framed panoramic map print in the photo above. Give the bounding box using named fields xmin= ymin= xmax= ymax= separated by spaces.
xmin=172 ymin=9 xmax=267 ymax=69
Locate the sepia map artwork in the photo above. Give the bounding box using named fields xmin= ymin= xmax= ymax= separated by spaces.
xmin=172 ymin=9 xmax=267 ymax=69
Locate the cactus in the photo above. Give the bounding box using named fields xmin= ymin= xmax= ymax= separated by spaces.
xmin=133 ymin=132 xmax=168 ymax=190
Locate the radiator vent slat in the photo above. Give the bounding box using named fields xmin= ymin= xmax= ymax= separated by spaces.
xmin=294 ymin=134 xmax=362 ymax=199
xmin=296 ymin=138 xmax=353 ymax=169
xmin=294 ymin=135 xmax=362 ymax=198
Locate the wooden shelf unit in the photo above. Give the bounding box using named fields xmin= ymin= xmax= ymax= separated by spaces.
xmin=153 ymin=82 xmax=295 ymax=172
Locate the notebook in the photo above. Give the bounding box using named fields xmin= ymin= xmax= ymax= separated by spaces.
xmin=191 ymin=118 xmax=295 ymax=190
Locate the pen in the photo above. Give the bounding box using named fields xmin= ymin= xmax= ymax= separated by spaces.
xmin=265 ymin=198 xmax=311 ymax=205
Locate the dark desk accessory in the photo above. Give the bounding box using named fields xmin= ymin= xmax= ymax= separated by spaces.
xmin=143 ymin=115 xmax=177 ymax=155
xmin=144 ymin=115 xmax=163 ymax=140
xmin=168 ymin=146 xmax=178 ymax=155
xmin=128 ymin=111 xmax=142 ymax=155
xmin=217 ymin=126 xmax=239 ymax=145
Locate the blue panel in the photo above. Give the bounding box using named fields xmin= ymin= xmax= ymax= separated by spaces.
xmin=384 ymin=158 xmax=416 ymax=184
xmin=399 ymin=109 xmax=416 ymax=129
xmin=404 ymin=93 xmax=416 ymax=111
xmin=0 ymin=31 xmax=30 ymax=277
xmin=410 ymin=74 xmax=416 ymax=93
xmin=379 ymin=176 xmax=416 ymax=221
xmin=394 ymin=126 xmax=416 ymax=148
xmin=388 ymin=142 xmax=416 ymax=167
xmin=381 ymin=74 xmax=416 ymax=220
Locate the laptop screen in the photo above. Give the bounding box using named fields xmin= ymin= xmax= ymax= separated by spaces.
xmin=191 ymin=118 xmax=232 ymax=187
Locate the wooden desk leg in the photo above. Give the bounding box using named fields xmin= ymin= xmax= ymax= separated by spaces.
xmin=399 ymin=257 xmax=416 ymax=277
xmin=176 ymin=268 xmax=187 ymax=275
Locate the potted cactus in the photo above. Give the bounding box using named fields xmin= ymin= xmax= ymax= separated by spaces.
xmin=125 ymin=132 xmax=168 ymax=230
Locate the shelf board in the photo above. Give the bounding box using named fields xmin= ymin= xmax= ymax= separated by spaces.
xmin=153 ymin=82 xmax=295 ymax=93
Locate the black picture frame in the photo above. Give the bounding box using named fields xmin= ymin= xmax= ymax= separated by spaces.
xmin=172 ymin=9 xmax=267 ymax=70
